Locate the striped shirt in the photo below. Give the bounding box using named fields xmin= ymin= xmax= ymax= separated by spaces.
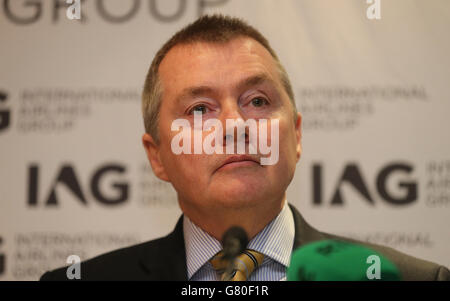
xmin=183 ymin=201 xmax=295 ymax=281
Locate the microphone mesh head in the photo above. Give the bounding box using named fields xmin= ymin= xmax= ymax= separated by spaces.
xmin=221 ymin=226 xmax=248 ymax=259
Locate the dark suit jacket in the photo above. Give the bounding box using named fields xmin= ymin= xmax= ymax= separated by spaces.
xmin=40 ymin=204 xmax=449 ymax=281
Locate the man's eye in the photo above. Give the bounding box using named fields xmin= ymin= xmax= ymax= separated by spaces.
xmin=251 ymin=97 xmax=269 ymax=107
xmin=189 ymin=104 xmax=209 ymax=115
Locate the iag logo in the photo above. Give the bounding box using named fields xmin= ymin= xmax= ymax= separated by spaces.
xmin=0 ymin=90 xmax=10 ymax=132
xmin=312 ymin=162 xmax=417 ymax=206
xmin=27 ymin=163 xmax=129 ymax=207
xmin=0 ymin=236 xmax=5 ymax=276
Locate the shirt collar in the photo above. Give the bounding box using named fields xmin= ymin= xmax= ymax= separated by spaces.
xmin=247 ymin=201 xmax=295 ymax=267
xmin=183 ymin=214 xmax=222 ymax=280
xmin=183 ymin=201 xmax=295 ymax=279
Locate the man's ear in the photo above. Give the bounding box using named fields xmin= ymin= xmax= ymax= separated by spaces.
xmin=295 ymin=112 xmax=302 ymax=162
xmin=142 ymin=133 xmax=170 ymax=182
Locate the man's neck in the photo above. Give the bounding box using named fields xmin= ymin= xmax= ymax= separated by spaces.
xmin=179 ymin=195 xmax=286 ymax=242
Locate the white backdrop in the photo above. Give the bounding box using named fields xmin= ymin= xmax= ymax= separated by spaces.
xmin=0 ymin=0 xmax=449 ymax=280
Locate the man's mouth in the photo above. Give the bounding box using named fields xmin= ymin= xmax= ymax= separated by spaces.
xmin=215 ymin=155 xmax=260 ymax=172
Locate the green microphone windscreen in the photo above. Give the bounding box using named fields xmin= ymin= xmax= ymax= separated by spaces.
xmin=287 ymin=240 xmax=401 ymax=281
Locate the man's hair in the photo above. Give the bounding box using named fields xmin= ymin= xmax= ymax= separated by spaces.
xmin=142 ymin=14 xmax=297 ymax=143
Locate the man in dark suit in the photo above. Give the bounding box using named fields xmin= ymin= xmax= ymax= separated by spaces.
xmin=41 ymin=15 xmax=449 ymax=281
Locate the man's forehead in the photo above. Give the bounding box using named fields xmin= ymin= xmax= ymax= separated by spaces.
xmin=158 ymin=37 xmax=280 ymax=93
xmin=161 ymin=36 xmax=273 ymax=65
xmin=174 ymin=72 xmax=278 ymax=106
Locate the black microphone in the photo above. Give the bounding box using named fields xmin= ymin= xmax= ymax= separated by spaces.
xmin=221 ymin=226 xmax=248 ymax=259
xmin=220 ymin=226 xmax=248 ymax=280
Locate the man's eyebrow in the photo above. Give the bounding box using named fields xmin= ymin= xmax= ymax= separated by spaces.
xmin=175 ymin=73 xmax=275 ymax=104
xmin=235 ymin=73 xmax=275 ymax=91
xmin=176 ymin=86 xmax=215 ymax=104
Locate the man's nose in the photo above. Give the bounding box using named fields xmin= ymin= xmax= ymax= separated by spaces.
xmin=219 ymin=101 xmax=249 ymax=147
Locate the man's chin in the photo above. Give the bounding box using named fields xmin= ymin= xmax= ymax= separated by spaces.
xmin=210 ymin=189 xmax=268 ymax=209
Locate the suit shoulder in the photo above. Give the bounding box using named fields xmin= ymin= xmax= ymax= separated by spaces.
xmin=39 ymin=235 xmax=170 ymax=281
xmin=321 ymin=232 xmax=449 ymax=281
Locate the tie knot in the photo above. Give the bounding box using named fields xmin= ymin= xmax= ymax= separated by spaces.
xmin=210 ymin=249 xmax=264 ymax=281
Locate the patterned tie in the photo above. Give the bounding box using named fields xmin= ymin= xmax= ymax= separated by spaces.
xmin=210 ymin=249 xmax=264 ymax=281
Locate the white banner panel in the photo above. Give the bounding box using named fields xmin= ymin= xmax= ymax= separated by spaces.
xmin=0 ymin=0 xmax=448 ymax=280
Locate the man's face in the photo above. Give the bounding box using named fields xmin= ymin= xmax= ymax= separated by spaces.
xmin=144 ymin=37 xmax=301 ymax=213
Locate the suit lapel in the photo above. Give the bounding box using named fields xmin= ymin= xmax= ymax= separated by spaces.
xmin=289 ymin=204 xmax=326 ymax=250
xmin=138 ymin=216 xmax=188 ymax=280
